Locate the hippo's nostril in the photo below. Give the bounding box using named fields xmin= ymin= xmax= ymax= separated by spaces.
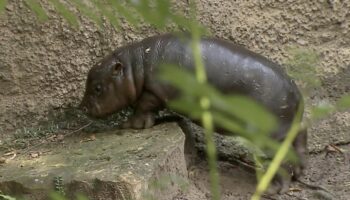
xmin=79 ymin=103 xmax=88 ymax=113
xmin=82 ymin=106 xmax=88 ymax=113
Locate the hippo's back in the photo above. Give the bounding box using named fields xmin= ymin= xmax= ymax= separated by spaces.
xmin=144 ymin=34 xmax=302 ymax=120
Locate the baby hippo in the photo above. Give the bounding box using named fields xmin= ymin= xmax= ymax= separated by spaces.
xmin=80 ymin=33 xmax=307 ymax=194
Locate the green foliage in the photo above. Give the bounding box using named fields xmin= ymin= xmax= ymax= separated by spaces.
xmin=49 ymin=192 xmax=66 ymax=200
xmin=49 ymin=192 xmax=88 ymax=200
xmin=310 ymin=94 xmax=350 ymax=120
xmin=91 ymin=0 xmax=120 ymax=29
xmin=286 ymin=47 xmax=321 ymax=90
xmin=24 ymin=0 xmax=49 ymax=22
xmin=310 ymin=101 xmax=335 ymax=120
xmin=337 ymin=95 xmax=350 ymax=110
xmin=0 ymin=194 xmax=16 ymax=200
xmin=0 ymin=0 xmax=7 ymax=14
xmin=48 ymin=0 xmax=79 ymax=28
xmin=17 ymin=0 xmax=206 ymax=34
xmin=53 ymin=176 xmax=65 ymax=196
xmin=70 ymin=0 xmax=103 ymax=28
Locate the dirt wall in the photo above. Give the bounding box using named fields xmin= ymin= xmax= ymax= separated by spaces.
xmin=0 ymin=0 xmax=349 ymax=144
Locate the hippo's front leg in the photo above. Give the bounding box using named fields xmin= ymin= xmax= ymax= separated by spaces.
xmin=121 ymin=91 xmax=163 ymax=129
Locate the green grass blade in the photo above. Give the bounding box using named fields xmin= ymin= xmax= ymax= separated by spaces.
xmin=190 ymin=25 xmax=220 ymax=200
xmin=48 ymin=0 xmax=79 ymax=28
xmin=0 ymin=0 xmax=7 ymax=14
xmin=24 ymin=0 xmax=49 ymax=22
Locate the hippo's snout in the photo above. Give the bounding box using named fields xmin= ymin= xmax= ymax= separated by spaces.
xmin=79 ymin=97 xmax=90 ymax=114
xmin=80 ymin=105 xmax=89 ymax=114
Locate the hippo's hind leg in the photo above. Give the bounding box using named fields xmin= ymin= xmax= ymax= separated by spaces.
xmin=265 ymin=122 xmax=308 ymax=194
xmin=292 ymin=128 xmax=308 ymax=179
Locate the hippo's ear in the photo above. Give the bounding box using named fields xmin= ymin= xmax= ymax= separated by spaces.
xmin=111 ymin=61 xmax=123 ymax=76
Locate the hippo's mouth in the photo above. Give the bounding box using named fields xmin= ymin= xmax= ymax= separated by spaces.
xmin=86 ymin=103 xmax=123 ymax=119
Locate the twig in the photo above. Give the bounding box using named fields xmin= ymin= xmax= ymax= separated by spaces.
xmin=328 ymin=144 xmax=344 ymax=154
xmin=309 ymin=141 xmax=350 ymax=155
xmin=62 ymin=121 xmax=92 ymax=137
xmin=285 ymin=193 xmax=306 ymax=200
xmin=261 ymin=194 xmax=277 ymax=200
xmin=297 ymin=179 xmax=333 ymax=195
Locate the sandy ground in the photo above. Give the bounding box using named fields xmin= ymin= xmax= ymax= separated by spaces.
xmin=174 ymin=143 xmax=350 ymax=200
xmin=1 ymin=118 xmax=349 ymax=200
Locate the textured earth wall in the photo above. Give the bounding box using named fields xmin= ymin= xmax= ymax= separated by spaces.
xmin=0 ymin=0 xmax=349 ymax=141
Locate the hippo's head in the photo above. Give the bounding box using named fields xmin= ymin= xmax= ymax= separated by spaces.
xmin=79 ymin=53 xmax=137 ymax=118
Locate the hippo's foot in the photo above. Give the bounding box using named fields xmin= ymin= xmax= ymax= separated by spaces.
xmin=265 ymin=161 xmax=305 ymax=195
xmin=121 ymin=112 xmax=155 ymax=129
xmin=266 ymin=171 xmax=292 ymax=195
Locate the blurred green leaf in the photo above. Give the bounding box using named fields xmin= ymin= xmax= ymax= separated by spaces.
xmin=0 ymin=194 xmax=16 ymax=200
xmin=211 ymin=95 xmax=277 ymax=134
xmin=159 ymin=63 xmax=289 ymax=162
xmin=131 ymin=0 xmax=154 ymax=24
xmin=168 ymin=96 xmax=203 ymax=119
xmin=172 ymin=15 xmax=192 ymax=31
xmin=211 ymin=110 xmax=282 ymax=155
xmin=211 ymin=110 xmax=253 ymax=138
xmin=76 ymin=193 xmax=89 ymax=200
xmin=336 ymin=94 xmax=350 ymax=110
xmin=0 ymin=0 xmax=7 ymax=14
xmin=156 ymin=0 xmax=170 ymax=17
xmin=24 ymin=0 xmax=49 ymax=22
xmin=310 ymin=101 xmax=335 ymax=120
xmin=160 ymin=64 xmax=277 ymax=134
xmin=107 ymin=0 xmax=138 ymax=25
xmin=172 ymin=15 xmax=207 ymax=35
xmin=70 ymin=0 xmax=103 ymax=29
xmin=92 ymin=0 xmax=120 ymax=29
xmin=155 ymin=0 xmax=170 ymax=27
xmin=159 ymin=64 xmax=205 ymax=96
xmin=127 ymin=0 xmax=175 ymax=29
xmin=48 ymin=0 xmax=79 ymax=28
xmin=49 ymin=192 xmax=65 ymax=200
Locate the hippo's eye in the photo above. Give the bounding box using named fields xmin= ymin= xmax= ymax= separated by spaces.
xmin=94 ymin=84 xmax=102 ymax=96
